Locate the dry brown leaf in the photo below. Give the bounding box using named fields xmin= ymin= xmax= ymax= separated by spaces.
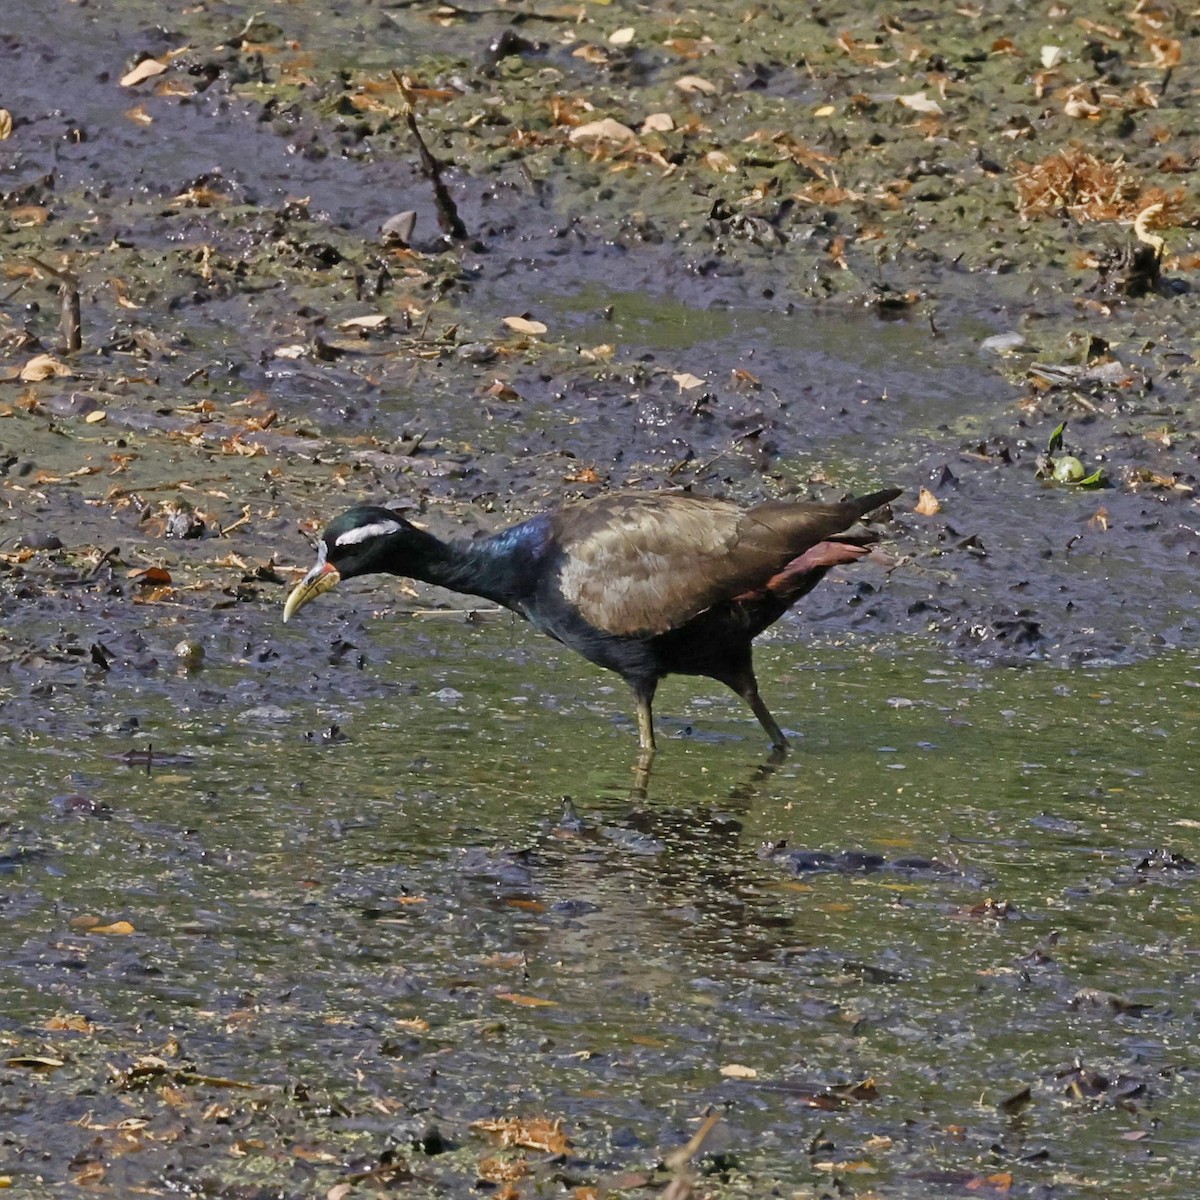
xmin=502 ymin=316 xmax=548 ymax=335
xmin=124 ymin=105 xmax=154 ymax=126
xmin=1142 ymin=37 xmax=1181 ymax=69
xmin=495 ymin=992 xmax=556 ymax=1007
xmin=85 ymin=410 xmax=107 ymax=424
xmin=44 ymin=1014 xmax=95 ymax=1033
xmin=90 ymin=920 xmax=136 ymax=936
xmin=10 ymin=205 xmax=48 ymax=226
xmin=473 ymin=1116 xmax=571 ymax=1155
xmin=571 ymin=43 xmax=610 ymax=66
xmin=395 ymin=1017 xmax=430 ymax=1032
xmin=0 ymin=109 xmax=12 ymax=140
xmin=120 ymin=58 xmax=168 ymax=87
xmin=478 ymin=1157 xmax=529 ymax=1183
xmin=672 ymin=372 xmax=704 ymax=390
xmin=568 ymin=117 xmax=637 ymax=145
xmin=130 ymin=567 xmax=173 ymax=586
xmin=1064 ymin=91 xmax=1101 ymax=118
xmin=19 ymin=354 xmax=74 ymax=382
xmin=720 ymin=1063 xmax=758 ymax=1078
xmin=641 ymin=111 xmax=674 ymax=133
xmin=338 ymin=313 xmax=390 ymax=331
xmin=704 ymin=149 xmax=737 ymax=172
xmin=915 ymin=488 xmax=941 ymax=515
xmin=608 ymin=27 xmax=635 ymax=46
xmin=675 ymin=74 xmax=717 ymax=95
xmin=7 ymin=1055 xmax=66 ymax=1069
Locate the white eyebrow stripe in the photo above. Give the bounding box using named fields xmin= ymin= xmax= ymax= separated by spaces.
xmin=335 ymin=519 xmax=404 ymax=547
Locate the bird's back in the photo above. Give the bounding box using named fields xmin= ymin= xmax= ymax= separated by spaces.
xmin=550 ymin=490 xmax=895 ymax=637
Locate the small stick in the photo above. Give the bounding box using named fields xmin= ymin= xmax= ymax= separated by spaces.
xmin=391 ymin=70 xmax=468 ymax=241
xmin=28 ymin=255 xmax=81 ymax=352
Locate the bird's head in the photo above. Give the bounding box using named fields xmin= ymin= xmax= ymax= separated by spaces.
xmin=283 ymin=506 xmax=419 ymax=622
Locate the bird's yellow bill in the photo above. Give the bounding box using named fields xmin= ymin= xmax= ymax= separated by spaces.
xmin=283 ymin=562 xmax=340 ymax=622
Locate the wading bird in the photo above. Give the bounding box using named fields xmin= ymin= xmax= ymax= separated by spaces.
xmin=284 ymin=488 xmax=900 ymax=753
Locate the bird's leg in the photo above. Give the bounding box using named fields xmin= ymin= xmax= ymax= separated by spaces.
xmin=745 ymin=688 xmax=788 ymax=752
xmin=631 ymin=679 xmax=658 ymax=753
xmin=631 ymin=751 xmax=654 ymax=801
xmin=726 ymin=668 xmax=789 ymax=752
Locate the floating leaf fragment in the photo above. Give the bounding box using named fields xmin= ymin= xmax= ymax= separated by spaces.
xmin=672 ymin=372 xmax=704 ymax=390
xmin=720 ymin=1063 xmax=758 ymax=1079
xmin=0 ymin=109 xmax=13 ymax=140
xmin=338 ymin=313 xmax=391 ymax=331
xmin=608 ymin=27 xmax=635 ymax=45
xmin=7 ymin=1055 xmax=66 ymax=1069
xmin=568 ymin=117 xmax=637 ymax=145
xmin=897 ymin=91 xmax=943 ymax=115
xmin=90 ymin=920 xmax=136 ymax=935
xmin=641 ymin=111 xmax=674 ymax=133
xmin=120 ymin=58 xmax=168 ymax=87
xmin=473 ymin=1116 xmax=570 ymax=1154
xmin=915 ymin=487 xmax=941 ymax=515
xmin=675 ymin=74 xmax=717 ymax=95
xmin=19 ymin=354 xmax=73 ymax=382
xmin=502 ymin=316 xmax=547 ymax=335
xmin=495 ymin=991 xmax=556 ymax=1007
xmin=704 ymin=149 xmax=737 ymax=172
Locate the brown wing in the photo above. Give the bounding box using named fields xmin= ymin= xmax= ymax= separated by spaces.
xmin=552 ymin=490 xmax=895 ymax=636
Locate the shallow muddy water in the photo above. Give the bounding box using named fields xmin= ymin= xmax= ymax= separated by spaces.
xmin=5 ymin=626 xmax=1200 ymax=1195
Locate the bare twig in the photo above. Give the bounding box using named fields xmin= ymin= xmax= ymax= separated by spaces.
xmin=28 ymin=255 xmax=81 ymax=352
xmin=391 ymin=70 xmax=468 ymax=241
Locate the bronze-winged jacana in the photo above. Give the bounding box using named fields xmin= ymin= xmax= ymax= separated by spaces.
xmin=283 ymin=488 xmax=900 ymax=753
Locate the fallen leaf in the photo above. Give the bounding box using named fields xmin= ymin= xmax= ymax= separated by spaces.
xmin=608 ymin=27 xmax=635 ymax=46
xmin=720 ymin=1063 xmax=758 ymax=1079
xmin=897 ymin=91 xmax=943 ymax=115
xmin=129 ymin=567 xmax=173 ymax=586
xmin=473 ymin=1116 xmax=571 ymax=1155
xmin=672 ymin=372 xmax=705 ymax=390
xmin=120 ymin=58 xmax=168 ymax=87
xmin=85 ymin=410 xmax=107 ymax=424
xmin=479 ymin=1157 xmax=529 ymax=1183
xmin=0 ymin=109 xmax=12 ymax=139
xmin=502 ymin=316 xmax=548 ymax=335
xmin=44 ymin=1014 xmax=94 ymax=1033
xmin=568 ymin=117 xmax=637 ymax=145
xmin=704 ymin=149 xmax=737 ymax=172
xmin=338 ymin=313 xmax=390 ymax=331
xmin=641 ymin=111 xmax=674 ymax=133
xmin=675 ymin=74 xmax=717 ymax=95
xmin=495 ymin=992 xmax=556 ymax=1007
xmin=915 ymin=487 xmax=941 ymax=515
xmin=19 ymin=354 xmax=73 ymax=382
xmin=572 ymin=43 xmax=610 ymax=66
xmin=90 ymin=920 xmax=136 ymax=936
